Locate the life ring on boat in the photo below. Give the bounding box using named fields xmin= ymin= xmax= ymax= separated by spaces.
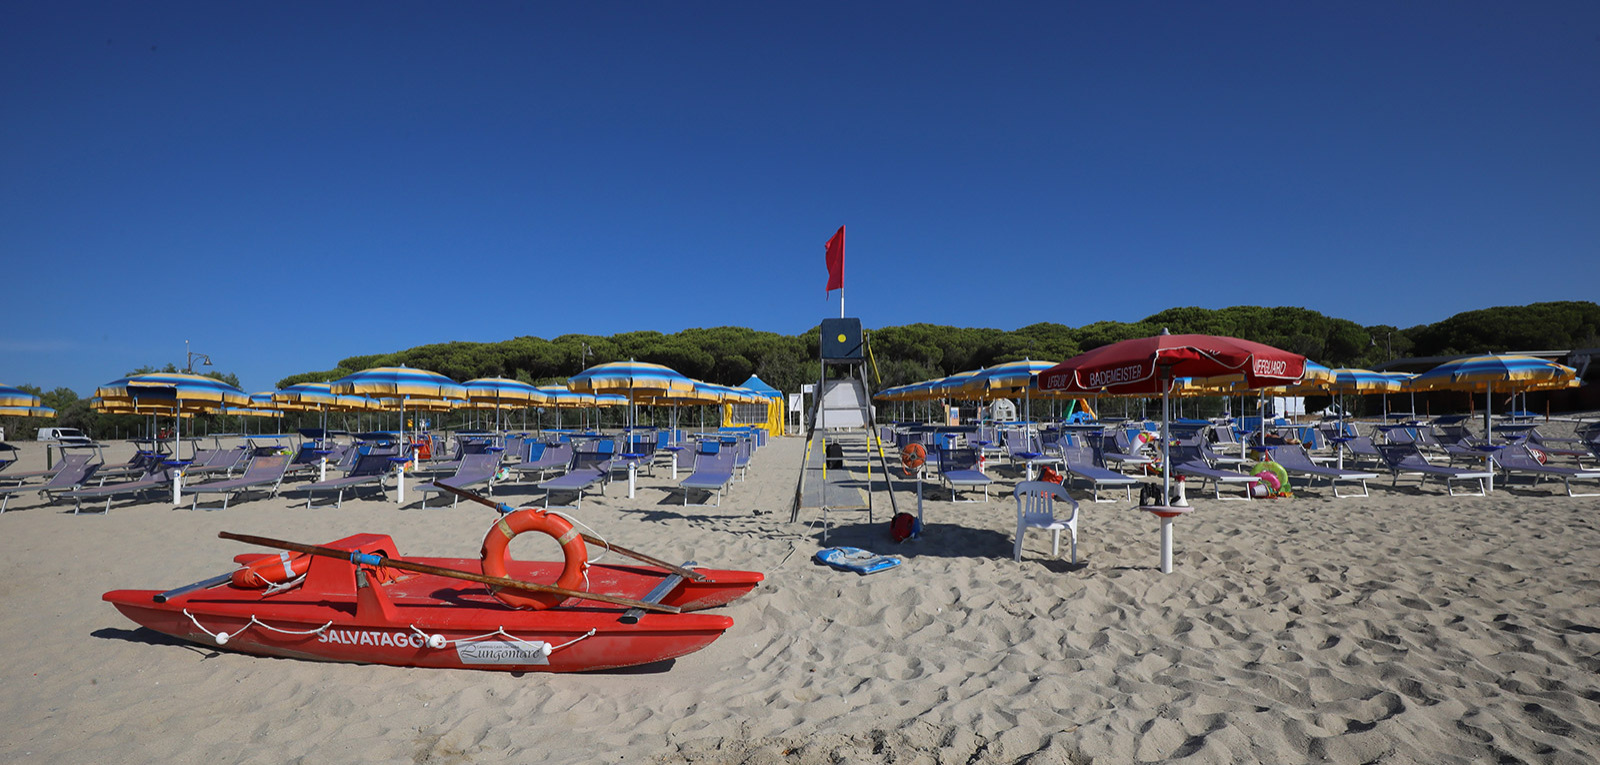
xmin=480 ymin=508 xmax=588 ymax=610
xmin=231 ymin=551 xmax=312 ymax=589
xmin=900 ymin=443 xmax=926 ymax=472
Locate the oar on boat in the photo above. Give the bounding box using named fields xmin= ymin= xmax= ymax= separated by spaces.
xmin=218 ymin=531 xmax=680 ymax=614
xmin=434 ymin=483 xmax=709 ymax=582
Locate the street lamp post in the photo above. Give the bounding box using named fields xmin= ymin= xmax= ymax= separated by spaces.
xmin=185 ymin=340 xmax=212 ymax=374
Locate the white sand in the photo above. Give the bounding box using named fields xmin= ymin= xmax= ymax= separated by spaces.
xmin=2 ymin=434 xmax=1599 ymax=764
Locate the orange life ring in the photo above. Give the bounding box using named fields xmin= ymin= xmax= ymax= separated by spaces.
xmin=231 ymin=551 xmax=312 ymax=589
xmin=900 ymin=443 xmax=926 ymax=472
xmin=412 ymin=437 xmax=433 ymax=460
xmin=480 ymin=508 xmax=588 ymax=610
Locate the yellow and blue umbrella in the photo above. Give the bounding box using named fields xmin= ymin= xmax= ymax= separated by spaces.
xmin=0 ymin=384 xmax=55 ymax=419
xmin=464 ymin=378 xmax=550 ymax=431
xmin=1412 ymin=355 xmax=1579 ymax=490
xmin=568 ymin=361 xmax=695 ymax=431
xmin=95 ymin=372 xmax=251 ymax=458
xmin=331 ymin=366 xmax=466 ymax=438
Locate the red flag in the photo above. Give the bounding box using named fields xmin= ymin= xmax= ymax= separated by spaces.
xmin=824 ymin=225 xmax=844 ymax=293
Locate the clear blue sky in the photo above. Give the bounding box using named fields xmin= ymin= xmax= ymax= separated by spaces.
xmin=5 ymin=2 xmax=1597 ymax=395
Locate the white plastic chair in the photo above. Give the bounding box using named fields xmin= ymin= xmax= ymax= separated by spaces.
xmin=1012 ymin=481 xmax=1080 ymax=564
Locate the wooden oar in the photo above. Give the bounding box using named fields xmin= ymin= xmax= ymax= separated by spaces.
xmin=434 ymin=483 xmax=709 ymax=582
xmin=218 ymin=531 xmax=680 ymax=614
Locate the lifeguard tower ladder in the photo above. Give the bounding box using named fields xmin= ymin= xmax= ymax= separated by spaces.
xmin=791 ymin=318 xmax=897 ymax=530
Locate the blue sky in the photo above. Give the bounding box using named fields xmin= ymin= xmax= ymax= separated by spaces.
xmin=5 ymin=2 xmax=1597 ymax=395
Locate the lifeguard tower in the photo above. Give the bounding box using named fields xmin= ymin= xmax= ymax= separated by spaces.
xmin=791 ymin=318 xmax=897 ymax=529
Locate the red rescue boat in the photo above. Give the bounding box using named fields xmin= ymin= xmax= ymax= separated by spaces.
xmin=104 ymin=512 xmax=763 ymax=673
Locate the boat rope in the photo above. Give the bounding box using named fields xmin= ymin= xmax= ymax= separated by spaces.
xmin=183 ymin=609 xmax=333 ymax=646
xmin=262 ymin=574 xmax=307 ymax=596
xmin=547 ymin=509 xmax=604 ymax=591
xmin=407 ymin=625 xmax=597 ymax=655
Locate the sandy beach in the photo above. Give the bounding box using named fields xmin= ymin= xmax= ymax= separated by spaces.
xmin=2 ymin=432 xmax=1599 ymax=764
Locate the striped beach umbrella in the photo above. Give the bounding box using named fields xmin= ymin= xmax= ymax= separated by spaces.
xmin=331 ymin=366 xmax=466 ymax=440
xmin=568 ymin=361 xmax=695 ymax=431
xmin=0 ymin=384 xmax=55 ymax=418
xmin=1412 ymin=355 xmax=1579 ymax=490
xmin=464 ymin=378 xmax=550 ymax=431
xmin=95 ymin=372 xmax=251 ymax=463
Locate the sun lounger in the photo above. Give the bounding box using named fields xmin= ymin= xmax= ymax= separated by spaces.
xmin=1374 ymin=443 xmax=1492 ymax=496
xmin=1335 ymin=436 xmax=1384 ymax=467
xmin=1491 ymin=444 xmax=1600 ymax=497
xmin=185 ymin=454 xmax=292 ymax=510
xmin=510 ymin=441 xmax=572 ymax=479
xmin=0 ymin=453 xmax=102 ymax=512
xmin=1168 ymin=444 xmax=1259 ymax=501
xmin=536 ymin=449 xmax=611 ymax=509
xmin=61 ymin=461 xmax=175 ymax=514
xmin=679 ymin=441 xmax=736 ymax=506
xmin=417 ymin=453 xmax=502 ymax=507
xmin=938 ymin=447 xmax=992 ymax=502
xmin=1056 ymin=442 xmax=1138 ymax=502
xmin=182 ymin=447 xmax=251 ymax=479
xmin=1263 ymin=445 xmax=1377 ymax=498
xmin=297 ymin=453 xmax=394 ymax=508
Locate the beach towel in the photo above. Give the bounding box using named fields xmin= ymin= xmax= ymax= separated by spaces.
xmin=816 ymin=546 xmax=902 ymax=575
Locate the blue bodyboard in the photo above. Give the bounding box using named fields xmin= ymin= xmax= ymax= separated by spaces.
xmin=815 ymin=547 xmax=902 ymax=575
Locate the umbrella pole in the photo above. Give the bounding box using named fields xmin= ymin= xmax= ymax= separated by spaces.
xmin=1161 ymin=372 xmax=1172 ymax=506
xmin=1485 ymin=382 xmax=1494 ymax=493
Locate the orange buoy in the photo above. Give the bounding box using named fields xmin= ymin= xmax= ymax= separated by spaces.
xmin=480 ymin=509 xmax=588 ymax=610
xmin=231 ymin=551 xmax=312 ymax=589
xmin=900 ymin=443 xmax=927 ymax=472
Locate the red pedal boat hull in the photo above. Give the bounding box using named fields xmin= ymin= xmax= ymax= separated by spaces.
xmin=103 ymin=534 xmax=760 ymax=673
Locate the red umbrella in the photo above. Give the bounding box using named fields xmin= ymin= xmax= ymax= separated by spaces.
xmin=1038 ymin=331 xmax=1307 ymax=508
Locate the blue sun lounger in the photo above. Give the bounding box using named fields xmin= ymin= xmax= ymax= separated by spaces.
xmin=0 ymin=452 xmax=102 ymax=512
xmin=679 ymin=441 xmax=736 ymax=506
xmin=1263 ymin=444 xmax=1377 ymax=498
xmin=62 ymin=461 xmax=176 ymax=514
xmin=185 ymin=453 xmax=292 ymax=510
xmin=417 ymin=453 xmax=501 ymax=507
xmin=1169 ymin=444 xmax=1259 ymax=501
xmin=1374 ymin=443 xmax=1492 ymax=496
xmin=297 ymin=453 xmax=394 ymax=508
xmin=536 ymin=448 xmax=611 ymax=509
xmin=1492 ymin=444 xmax=1600 ymax=497
xmin=938 ymin=446 xmax=992 ymax=502
xmin=1057 ymin=442 xmax=1138 ymax=502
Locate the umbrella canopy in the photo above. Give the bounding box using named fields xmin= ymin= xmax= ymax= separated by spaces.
xmin=1411 ymin=355 xmax=1578 ymax=490
xmin=464 ymin=378 xmax=549 ymax=406
xmin=330 ymin=366 xmax=467 ymax=401
xmin=1038 ymin=334 xmax=1306 ymax=396
xmin=95 ymin=373 xmax=252 ymax=461
xmin=1039 ymin=332 xmax=1307 ymax=505
xmin=0 ymin=405 xmax=55 ymax=418
xmin=567 ymin=361 xmax=695 ymax=395
xmin=272 ymin=383 xmax=378 ymax=413
xmin=536 ymin=386 xmax=594 ymax=409
xmin=96 ymin=372 xmax=252 ymax=409
xmin=1410 ymin=355 xmax=1578 ymax=394
xmin=0 ymin=384 xmax=42 ymax=408
xmin=567 ymin=361 xmax=694 ymax=431
xmin=959 ymin=360 xmax=1058 ymax=398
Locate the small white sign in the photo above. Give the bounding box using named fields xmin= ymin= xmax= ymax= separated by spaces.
xmin=801 ymin=384 xmax=815 ymax=394
xmin=456 ymin=639 xmax=551 ymax=665
xmin=788 ymin=393 xmax=803 ymax=412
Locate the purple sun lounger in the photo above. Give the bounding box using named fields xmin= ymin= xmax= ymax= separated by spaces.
xmin=536 ymin=449 xmax=611 ymax=509
xmin=679 ymin=441 xmax=736 ymax=506
xmin=0 ymin=453 xmax=102 ymax=512
xmin=1263 ymin=444 xmax=1377 ymax=498
xmin=61 ymin=461 xmax=175 ymax=514
xmin=1374 ymin=443 xmax=1492 ymax=496
xmin=938 ymin=446 xmax=992 ymax=502
xmin=1057 ymin=442 xmax=1138 ymax=502
xmin=417 ymin=453 xmax=501 ymax=508
xmin=185 ymin=453 xmax=292 ymax=510
xmin=1492 ymin=444 xmax=1600 ymax=497
xmin=1169 ymin=444 xmax=1259 ymax=501
xmin=297 ymin=453 xmax=394 ymax=508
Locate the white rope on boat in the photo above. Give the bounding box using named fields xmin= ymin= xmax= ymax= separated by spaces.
xmin=183 ymin=609 xmax=333 ymax=646
xmin=407 ymin=624 xmax=597 ymax=655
